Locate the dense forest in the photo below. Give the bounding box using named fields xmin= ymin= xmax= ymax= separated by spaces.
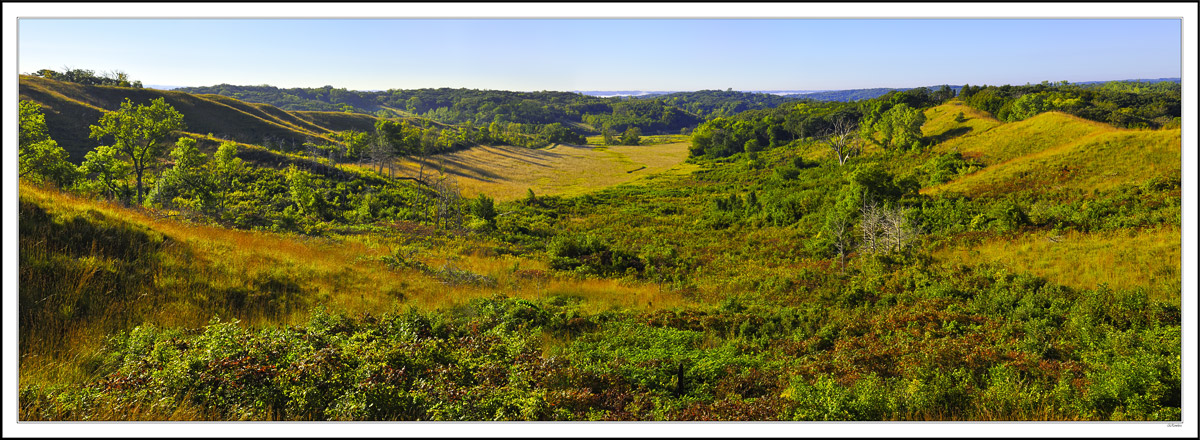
xmin=640 ymin=89 xmax=802 ymax=119
xmin=17 ymin=73 xmax=1183 ymax=422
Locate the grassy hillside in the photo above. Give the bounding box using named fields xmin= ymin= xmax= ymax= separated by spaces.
xmin=912 ymin=101 xmax=1182 ymax=304
xmin=919 ymin=103 xmax=1180 ymax=199
xmin=18 ymin=84 xmax=1181 ymax=422
xmin=934 ymin=111 xmax=1112 ymax=165
xmin=19 ymin=75 xmax=360 ymax=162
xmin=935 ymin=226 xmax=1180 ymax=301
xmin=921 ymin=100 xmax=1002 ymax=143
xmin=292 ymin=111 xmax=380 ymax=133
xmin=18 ymin=180 xmax=680 ymax=384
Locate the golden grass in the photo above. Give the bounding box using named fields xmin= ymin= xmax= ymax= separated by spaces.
xmin=19 ymin=181 xmax=686 ymax=385
xmin=934 ymin=226 xmax=1181 ymax=302
xmin=924 ymin=128 xmax=1181 ymax=197
xmin=387 ymin=142 xmax=694 ymax=201
xmin=934 ymin=111 xmax=1113 ymax=165
xmin=922 ymin=100 xmax=1003 ymax=142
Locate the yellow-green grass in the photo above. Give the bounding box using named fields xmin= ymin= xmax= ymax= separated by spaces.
xmin=292 ymin=110 xmax=380 ymax=133
xmin=933 ymin=111 xmax=1113 ymax=165
xmin=924 ymin=127 xmax=1181 ymax=197
xmin=19 ymin=75 xmax=357 ymax=162
xmin=18 ymin=181 xmax=684 ymax=384
xmin=584 ymin=134 xmax=690 ymax=146
xmin=921 ymin=100 xmax=1003 ymax=143
xmin=934 ymin=226 xmax=1181 ymax=303
xmin=386 ymin=142 xmax=694 ymax=201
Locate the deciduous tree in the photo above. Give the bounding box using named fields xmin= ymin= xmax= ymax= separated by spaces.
xmin=79 ymin=145 xmax=132 ymax=203
xmin=18 ymin=101 xmax=77 ymax=186
xmin=88 ymin=97 xmax=186 ymax=204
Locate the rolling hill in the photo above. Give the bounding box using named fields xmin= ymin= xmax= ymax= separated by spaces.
xmin=19 ymin=75 xmax=375 ymax=162
xmin=16 ymin=80 xmax=1182 ymax=422
xmin=917 ymin=100 xmax=1181 ymax=301
xmin=921 ymin=105 xmax=1181 ymax=198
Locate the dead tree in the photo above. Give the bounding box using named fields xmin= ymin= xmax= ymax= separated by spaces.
xmin=859 ymin=197 xmax=920 ymax=255
xmin=882 ymin=206 xmax=919 ymax=252
xmin=827 ymin=214 xmax=854 ymax=272
xmin=367 ymin=136 xmax=394 ymax=177
xmin=859 ymin=198 xmax=884 ymax=255
xmin=429 ymin=173 xmax=465 ymax=231
xmin=824 ymin=117 xmax=860 ymax=166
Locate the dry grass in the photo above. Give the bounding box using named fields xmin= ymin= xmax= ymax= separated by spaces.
xmin=924 ymin=127 xmax=1181 ymax=197
xmin=386 ymin=142 xmax=694 ymax=201
xmin=18 ymin=181 xmax=686 ymax=386
xmin=934 ymin=226 xmax=1181 ymax=302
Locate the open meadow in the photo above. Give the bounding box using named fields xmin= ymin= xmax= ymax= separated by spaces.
xmin=384 ymin=142 xmax=697 ymax=201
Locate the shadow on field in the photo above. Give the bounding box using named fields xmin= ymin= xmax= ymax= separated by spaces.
xmin=930 ymin=126 xmax=974 ymax=144
xmin=432 ymin=156 xmax=509 ymax=181
xmin=484 ymin=145 xmax=566 ymax=165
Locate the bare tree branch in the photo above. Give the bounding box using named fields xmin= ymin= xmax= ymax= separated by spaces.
xmin=824 ymin=117 xmax=859 ymax=166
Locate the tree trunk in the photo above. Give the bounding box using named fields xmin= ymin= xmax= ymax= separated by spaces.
xmin=135 ymin=168 xmax=144 ymax=205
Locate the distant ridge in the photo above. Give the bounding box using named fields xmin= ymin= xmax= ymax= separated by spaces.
xmin=577 ymin=78 xmax=1181 ymax=102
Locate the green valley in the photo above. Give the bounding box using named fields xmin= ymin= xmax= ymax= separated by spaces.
xmin=17 ymin=71 xmax=1183 ymax=423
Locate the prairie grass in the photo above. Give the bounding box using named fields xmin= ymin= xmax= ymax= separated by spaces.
xmin=934 ymin=226 xmax=1181 ymax=302
xmin=921 ymin=100 xmax=1002 ymax=143
xmin=584 ymin=134 xmax=691 ymax=146
xmin=933 ymin=111 xmax=1112 ymax=165
xmin=387 ymin=142 xmax=692 ymax=200
xmin=925 ymin=128 xmax=1181 ymax=197
xmin=19 ymin=75 xmax=348 ymax=161
xmin=18 ymin=180 xmax=682 ymax=388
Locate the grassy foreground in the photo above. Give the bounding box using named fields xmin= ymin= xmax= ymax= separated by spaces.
xmin=17 ymin=97 xmax=1182 ymax=421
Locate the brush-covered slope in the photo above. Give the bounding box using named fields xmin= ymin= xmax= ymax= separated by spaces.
xmin=17 ymin=180 xmax=678 ymax=382
xmin=19 ymin=75 xmax=374 ymax=162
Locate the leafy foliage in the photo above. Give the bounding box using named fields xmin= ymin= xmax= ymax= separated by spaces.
xmin=19 ymin=100 xmax=78 ymax=187
xmin=959 ymin=80 xmax=1180 ymax=128
xmin=33 ymin=67 xmax=144 ymax=88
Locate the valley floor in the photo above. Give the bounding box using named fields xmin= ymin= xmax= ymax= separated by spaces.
xmin=385 ymin=142 xmax=695 ymax=200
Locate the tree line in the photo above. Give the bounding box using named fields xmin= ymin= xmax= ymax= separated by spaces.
xmin=689 ymin=86 xmax=954 ymax=160
xmin=31 ymin=67 xmax=144 ymax=88
xmin=959 ymin=80 xmax=1181 ymax=128
xmin=176 ymin=84 xmax=706 ymax=141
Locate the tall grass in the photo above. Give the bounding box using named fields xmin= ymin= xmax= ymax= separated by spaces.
xmin=934 ymin=226 xmax=1181 ymax=303
xmin=18 ymin=181 xmax=683 ymax=388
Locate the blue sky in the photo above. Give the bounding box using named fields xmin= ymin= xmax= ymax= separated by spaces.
xmin=17 ymin=18 xmax=1182 ymax=91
